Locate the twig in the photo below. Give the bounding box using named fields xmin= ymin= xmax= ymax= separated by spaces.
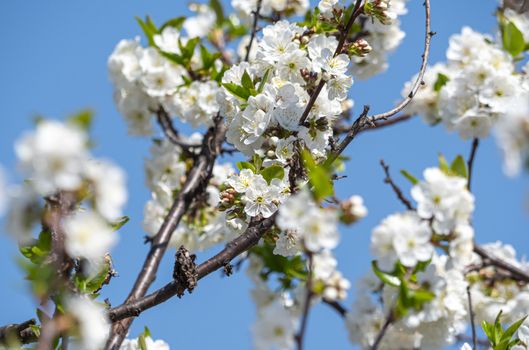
xmin=364 ymin=0 xmax=433 ymax=124
xmin=380 ymin=160 xmax=415 ymax=211
xmin=244 ymin=0 xmax=263 ymax=62
xmin=298 ymin=0 xmax=364 ymax=125
xmin=473 ymin=245 xmax=529 ymax=284
xmin=371 ymin=310 xmax=394 ymax=350
xmin=330 ymin=0 xmax=432 ymax=164
xmin=0 ymin=319 xmax=37 ymax=345
xmin=466 ymin=286 xmax=477 ymax=350
xmin=106 ymin=116 xmax=227 ymax=349
xmin=323 ymin=299 xmax=347 ymax=318
xmin=295 ymin=253 xmax=313 ymax=350
xmin=467 ymin=139 xmax=479 ymax=191
xmin=333 ymin=114 xmax=413 ymax=135
xmin=107 ymin=215 xmax=276 ymax=322
xmin=155 ymin=108 xmax=201 ymax=150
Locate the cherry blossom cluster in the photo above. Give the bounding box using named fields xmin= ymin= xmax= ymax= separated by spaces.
xmin=347 ymin=162 xmax=476 ymax=348
xmin=232 ymin=0 xmax=309 ymax=23
xmin=8 ymin=120 xmax=127 ymax=271
xmin=350 ymin=0 xmax=408 ymax=79
xmin=402 ymin=6 xmax=529 ymax=175
xmin=3 ymin=119 xmax=130 ymax=349
xmin=142 ymin=137 xmax=247 ymax=252
xmin=108 ymin=28 xmax=222 ymax=135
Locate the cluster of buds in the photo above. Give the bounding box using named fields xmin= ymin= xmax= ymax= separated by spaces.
xmin=348 ymin=38 xmax=373 ymax=57
xmin=339 ymin=195 xmax=368 ymax=224
xmin=364 ymin=0 xmax=392 ymax=24
xmin=219 ymin=188 xmax=237 ymax=211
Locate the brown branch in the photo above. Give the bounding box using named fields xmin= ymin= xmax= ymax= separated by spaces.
xmin=155 ymin=107 xmax=201 ymax=150
xmin=106 ymin=115 xmax=227 ymax=349
xmin=380 ymin=160 xmax=415 ymax=211
xmin=466 ymin=286 xmax=477 ymax=350
xmin=467 ymin=138 xmax=479 ymax=191
xmin=473 ymin=245 xmax=529 ymax=284
xmin=330 ymin=0 xmax=432 ymax=163
xmin=0 ymin=319 xmax=37 ymax=345
xmin=244 ymin=0 xmax=263 ymax=62
xmin=333 ymin=114 xmax=413 ymax=135
xmin=365 ymin=0 xmax=433 ymax=124
xmin=323 ymin=299 xmax=347 ymax=318
xmin=108 ymin=215 xmax=276 ymax=322
xmin=295 ymin=252 xmax=313 ymax=350
xmin=371 ymin=310 xmax=394 ymax=350
xmin=298 ymin=0 xmax=364 ymax=125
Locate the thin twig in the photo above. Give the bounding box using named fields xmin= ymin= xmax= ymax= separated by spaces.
xmin=295 ymin=253 xmax=313 ymax=350
xmin=298 ymin=0 xmax=364 ymax=125
xmin=323 ymin=299 xmax=347 ymax=318
xmin=380 ymin=160 xmax=415 ymax=211
xmin=331 ymin=0 xmax=432 ymax=163
xmin=467 ymin=138 xmax=479 ymax=191
xmin=0 ymin=319 xmax=37 ymax=345
xmin=244 ymin=0 xmax=263 ymax=62
xmin=473 ymin=245 xmax=529 ymax=284
xmin=466 ymin=286 xmax=477 ymax=350
xmin=106 ymin=116 xmax=227 ymax=349
xmin=333 ymin=114 xmax=413 ymax=135
xmin=155 ymin=108 xmax=201 ymax=150
xmin=365 ymin=0 xmax=433 ymax=123
xmin=371 ymin=311 xmax=394 ymax=350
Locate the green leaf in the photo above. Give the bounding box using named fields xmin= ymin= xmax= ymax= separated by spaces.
xmin=138 ymin=334 xmax=148 ymax=350
xmin=482 ymin=320 xmax=495 ymax=344
xmin=450 ymin=155 xmax=468 ymax=179
xmin=494 ymin=310 xmax=504 ymax=346
xmin=222 ymin=83 xmax=250 ymax=100
xmin=161 ymin=51 xmax=185 ymax=66
xmin=135 ymin=16 xmax=159 ymax=47
xmin=20 ymin=230 xmax=52 ymax=264
xmin=410 ymin=289 xmax=435 ymax=305
xmin=260 ymin=165 xmax=285 ymax=184
xmin=302 ymin=149 xmax=334 ymax=201
xmin=210 ymin=0 xmax=224 ymax=26
xmin=372 ymin=261 xmax=401 ymax=287
xmin=257 ymin=69 xmax=271 ymax=93
xmin=501 ymin=315 xmax=527 ymax=344
xmin=400 ymin=169 xmax=418 ymax=185
xmin=502 ymin=20 xmax=525 ymax=57
xmin=110 ymin=216 xmax=129 ymax=232
xmin=241 ymin=70 xmax=254 ymax=90
xmin=433 ymin=73 xmax=449 ymax=92
xmin=67 ymin=109 xmax=93 ymax=131
xmin=160 ymin=17 xmax=186 ymax=31
xmin=438 ymin=154 xmax=450 ymax=175
xmin=199 ymin=45 xmax=221 ymax=70
xmin=236 ymin=161 xmax=256 ymax=173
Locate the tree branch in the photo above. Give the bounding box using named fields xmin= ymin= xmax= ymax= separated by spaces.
xmin=371 ymin=310 xmax=394 ymax=350
xmin=380 ymin=159 xmax=415 ymax=211
xmin=467 ymin=138 xmax=479 ymax=191
xmin=106 ymin=115 xmax=227 ymax=349
xmin=0 ymin=319 xmax=37 ymax=345
xmin=155 ymin=107 xmax=201 ymax=150
xmin=108 ymin=215 xmax=276 ymax=322
xmin=365 ymin=0 xmax=433 ymax=123
xmin=244 ymin=0 xmax=263 ymax=62
xmin=298 ymin=0 xmax=364 ymax=125
xmin=295 ymin=252 xmax=313 ymax=350
xmin=466 ymin=286 xmax=477 ymax=350
xmin=473 ymin=245 xmax=529 ymax=284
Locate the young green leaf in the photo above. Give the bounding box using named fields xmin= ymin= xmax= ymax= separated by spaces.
xmin=222 ymin=83 xmax=251 ymax=100
xmin=236 ymin=161 xmax=256 ymax=173
xmin=450 ymin=155 xmax=468 ymax=179
xmin=400 ymin=169 xmax=418 ymax=185
xmin=260 ymin=165 xmax=285 ymax=184
xmin=433 ymin=73 xmax=449 ymax=92
xmin=135 ymin=16 xmax=159 ymax=47
xmin=502 ymin=20 xmax=525 ymax=57
xmin=67 ymin=109 xmax=93 ymax=131
xmin=210 ymin=0 xmax=224 ymax=26
xmin=371 ymin=261 xmax=401 ymax=287
xmin=241 ymin=70 xmax=255 ymax=90
xmin=160 ymin=17 xmax=186 ymax=31
xmin=110 ymin=216 xmax=129 ymax=232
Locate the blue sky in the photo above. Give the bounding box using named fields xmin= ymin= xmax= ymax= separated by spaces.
xmin=0 ymin=0 xmax=527 ymax=349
